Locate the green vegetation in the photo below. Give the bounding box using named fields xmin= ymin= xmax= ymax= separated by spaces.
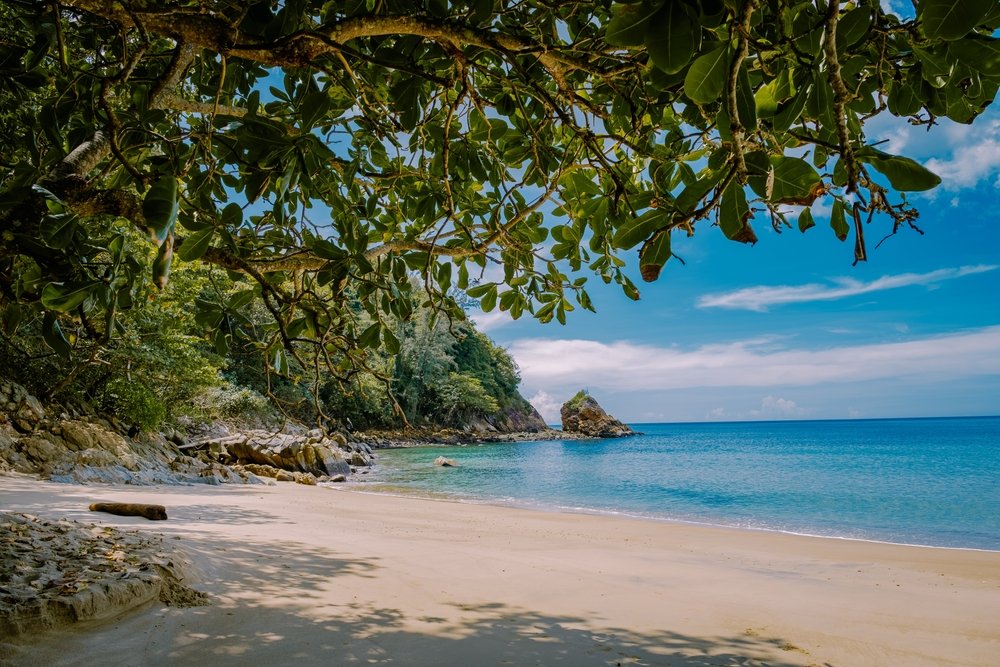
xmin=0 ymin=256 xmax=528 ymax=430
xmin=1 ymin=1 xmax=998 ymax=419
xmin=565 ymin=391 xmax=591 ymax=411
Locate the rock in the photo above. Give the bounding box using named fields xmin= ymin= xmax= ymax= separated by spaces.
xmin=275 ymin=470 xmax=295 ymax=482
xmin=293 ymin=472 xmax=317 ymax=486
xmin=18 ymin=436 xmax=62 ymax=466
xmin=328 ymin=474 xmax=347 ymax=483
xmin=225 ymin=431 xmax=350 ymax=477
xmin=434 ymin=456 xmax=458 ymax=467
xmin=560 ymin=391 xmax=634 ymax=438
xmin=0 ymin=513 xmax=207 ymax=638
xmin=60 ymin=421 xmax=96 ymax=451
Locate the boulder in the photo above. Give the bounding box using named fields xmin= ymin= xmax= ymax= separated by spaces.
xmin=223 ymin=430 xmax=351 ymax=477
xmin=434 ymin=456 xmax=458 ymax=467
xmin=559 ymin=391 xmax=634 ymax=438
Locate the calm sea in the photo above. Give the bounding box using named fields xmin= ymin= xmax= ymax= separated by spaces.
xmin=357 ymin=417 xmax=1000 ymax=550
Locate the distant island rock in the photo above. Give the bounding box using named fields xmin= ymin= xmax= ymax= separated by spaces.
xmin=560 ymin=391 xmax=635 ymax=438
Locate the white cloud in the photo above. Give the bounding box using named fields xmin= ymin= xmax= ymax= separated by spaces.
xmin=527 ymin=390 xmax=562 ymax=424
xmin=924 ymin=119 xmax=1000 ymax=191
xmin=509 ymin=326 xmax=1000 ymax=392
xmin=470 ymin=308 xmax=516 ymax=332
xmin=697 ymin=265 xmax=997 ymax=311
xmin=750 ymin=396 xmax=808 ymax=418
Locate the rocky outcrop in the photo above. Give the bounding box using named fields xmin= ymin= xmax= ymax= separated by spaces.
xmin=464 ymin=402 xmax=549 ymax=434
xmin=0 ymin=381 xmax=270 ymax=486
xmin=560 ymin=392 xmax=635 ymax=438
xmin=0 ymin=381 xmax=376 ymax=485
xmin=185 ymin=428 xmax=373 ymax=478
xmin=0 ymin=512 xmax=207 ymax=638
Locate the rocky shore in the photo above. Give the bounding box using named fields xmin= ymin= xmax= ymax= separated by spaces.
xmin=0 ymin=511 xmax=207 ymax=639
xmin=351 ymin=427 xmax=590 ymax=449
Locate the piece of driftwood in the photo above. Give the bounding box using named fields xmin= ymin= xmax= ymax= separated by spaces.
xmin=89 ymin=502 xmax=168 ymax=521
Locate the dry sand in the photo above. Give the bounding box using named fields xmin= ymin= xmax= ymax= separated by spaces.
xmin=1 ymin=474 xmax=998 ymax=666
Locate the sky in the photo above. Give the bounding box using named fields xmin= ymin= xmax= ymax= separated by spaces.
xmin=473 ymin=108 xmax=1000 ymax=424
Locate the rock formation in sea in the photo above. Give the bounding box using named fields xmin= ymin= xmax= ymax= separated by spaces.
xmin=559 ymin=391 xmax=635 ymax=438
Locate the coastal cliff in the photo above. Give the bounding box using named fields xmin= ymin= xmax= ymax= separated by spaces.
xmin=560 ymin=391 xmax=635 ymax=438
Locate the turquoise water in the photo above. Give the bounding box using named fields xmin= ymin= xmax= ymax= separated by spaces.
xmin=359 ymin=417 xmax=1000 ymax=550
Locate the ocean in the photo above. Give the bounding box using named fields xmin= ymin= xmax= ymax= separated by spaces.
xmin=358 ymin=417 xmax=1000 ymax=551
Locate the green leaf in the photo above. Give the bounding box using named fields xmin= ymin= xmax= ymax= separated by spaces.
xmin=612 ymin=208 xmax=668 ymax=250
xmin=383 ymin=327 xmax=400 ymax=355
xmin=755 ymin=69 xmax=795 ymax=118
xmin=479 ymin=284 xmax=498 ymax=312
xmin=300 ymin=90 xmax=331 ymax=129
xmin=359 ymin=322 xmax=381 ymax=349
xmin=638 ymin=230 xmax=671 ymax=282
xmin=949 ymin=37 xmax=1000 ymax=77
xmin=645 ymin=3 xmax=696 ymax=74
xmin=273 ymin=348 xmax=290 ymax=375
xmin=830 ymin=199 xmax=849 ymax=241
xmin=798 ymin=207 xmax=815 ymax=233
xmin=1 ymin=303 xmax=21 ymax=334
xmin=42 ymin=311 xmax=71 ymax=360
xmin=220 ymin=202 xmax=244 ymax=228
xmin=684 ymin=45 xmax=729 ymax=104
xmin=919 ymin=0 xmax=993 ymax=41
xmin=151 ymin=233 xmax=174 ymax=289
xmin=837 ymin=7 xmax=872 ymax=52
xmin=768 ymin=156 xmax=823 ymax=205
xmin=143 ymin=176 xmax=179 ymax=244
xmin=39 ymin=212 xmax=78 ymax=250
xmin=859 ymin=148 xmax=942 ymax=191
xmin=214 ymin=329 xmax=230 ymax=356
xmin=720 ymin=182 xmax=757 ymax=244
xmin=606 ymin=1 xmax=663 ymax=46
xmin=888 ymin=77 xmax=924 ymax=117
xmin=41 ymin=281 xmax=97 ymax=313
xmin=176 ymin=227 xmax=214 ymax=262
xmin=735 ymin=65 xmax=757 ymax=130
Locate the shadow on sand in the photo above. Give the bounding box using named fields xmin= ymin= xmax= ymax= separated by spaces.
xmin=1 ymin=477 xmax=825 ymax=666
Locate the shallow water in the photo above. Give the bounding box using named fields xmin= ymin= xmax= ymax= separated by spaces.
xmin=359 ymin=417 xmax=1000 ymax=550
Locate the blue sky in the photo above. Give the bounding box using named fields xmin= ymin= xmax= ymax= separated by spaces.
xmin=475 ymin=109 xmax=1000 ymax=424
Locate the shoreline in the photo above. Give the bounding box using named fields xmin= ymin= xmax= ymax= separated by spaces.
xmin=2 ymin=474 xmax=999 ymax=666
xmin=342 ymin=480 xmax=1000 ymax=554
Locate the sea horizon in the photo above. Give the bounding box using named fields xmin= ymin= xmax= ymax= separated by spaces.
xmin=547 ymin=413 xmax=1000 ymax=428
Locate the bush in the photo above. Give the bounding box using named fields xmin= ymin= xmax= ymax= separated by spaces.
xmin=189 ymin=384 xmax=275 ymax=424
xmin=98 ymin=377 xmax=167 ymax=431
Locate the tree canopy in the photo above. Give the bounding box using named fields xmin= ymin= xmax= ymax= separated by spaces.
xmin=1 ymin=0 xmax=998 ymax=401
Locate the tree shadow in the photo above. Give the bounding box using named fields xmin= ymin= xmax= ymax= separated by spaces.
xmin=8 ymin=523 xmax=825 ymax=667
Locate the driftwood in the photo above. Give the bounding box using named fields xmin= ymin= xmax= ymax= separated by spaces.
xmin=89 ymin=502 xmax=168 ymax=521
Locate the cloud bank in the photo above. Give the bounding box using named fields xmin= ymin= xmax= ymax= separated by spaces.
xmin=509 ymin=326 xmax=1000 ymax=392
xmin=697 ymin=265 xmax=997 ymax=311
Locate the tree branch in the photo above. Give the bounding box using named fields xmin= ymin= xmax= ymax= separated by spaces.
xmin=823 ymin=1 xmax=858 ymax=193
xmin=727 ymin=0 xmax=758 ymax=185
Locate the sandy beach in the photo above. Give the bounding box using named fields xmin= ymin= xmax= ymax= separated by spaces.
xmin=1 ymin=474 xmax=998 ymax=666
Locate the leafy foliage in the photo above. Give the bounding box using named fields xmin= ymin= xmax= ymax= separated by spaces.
xmin=0 ymin=0 xmax=998 ymax=406
xmin=98 ymin=377 xmax=167 ymax=431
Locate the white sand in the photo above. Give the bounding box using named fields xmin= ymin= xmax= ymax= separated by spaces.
xmin=1 ymin=474 xmax=998 ymax=666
